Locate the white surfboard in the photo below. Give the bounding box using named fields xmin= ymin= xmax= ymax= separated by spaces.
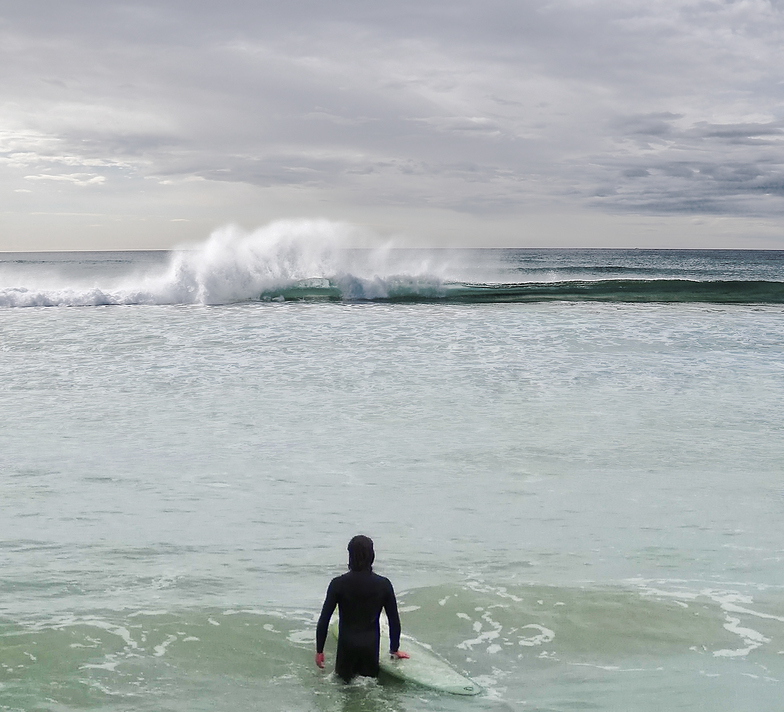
xmin=329 ymin=615 xmax=482 ymax=696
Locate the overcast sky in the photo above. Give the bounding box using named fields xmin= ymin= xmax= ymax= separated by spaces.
xmin=2 ymin=0 xmax=784 ymax=250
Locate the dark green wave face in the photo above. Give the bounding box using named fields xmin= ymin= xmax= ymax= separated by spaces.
xmin=260 ymin=279 xmax=784 ymax=304
xmin=441 ymin=279 xmax=784 ymax=304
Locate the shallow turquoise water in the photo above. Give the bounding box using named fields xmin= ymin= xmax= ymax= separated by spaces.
xmin=1 ymin=245 xmax=783 ymax=710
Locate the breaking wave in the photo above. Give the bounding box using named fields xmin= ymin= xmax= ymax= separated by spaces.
xmin=1 ymin=221 xmax=784 ymax=306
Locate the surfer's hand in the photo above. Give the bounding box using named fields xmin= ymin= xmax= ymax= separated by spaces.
xmin=391 ymin=650 xmax=410 ymax=659
xmin=315 ymin=652 xmax=325 ymax=668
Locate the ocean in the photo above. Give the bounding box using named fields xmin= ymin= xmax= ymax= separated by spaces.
xmin=1 ymin=223 xmax=783 ymax=711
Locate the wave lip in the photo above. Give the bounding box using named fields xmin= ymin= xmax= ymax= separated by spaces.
xmin=260 ymin=278 xmax=784 ymax=304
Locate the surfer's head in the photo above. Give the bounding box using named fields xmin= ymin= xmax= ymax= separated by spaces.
xmin=347 ymin=535 xmax=375 ymax=572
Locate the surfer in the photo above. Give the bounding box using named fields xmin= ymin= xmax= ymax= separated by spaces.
xmin=315 ymin=535 xmax=409 ymax=682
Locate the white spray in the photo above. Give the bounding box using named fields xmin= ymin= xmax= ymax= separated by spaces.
xmin=0 ymin=220 xmax=474 ymax=307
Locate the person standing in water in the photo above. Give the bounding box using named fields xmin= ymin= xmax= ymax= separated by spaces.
xmin=315 ymin=535 xmax=409 ymax=682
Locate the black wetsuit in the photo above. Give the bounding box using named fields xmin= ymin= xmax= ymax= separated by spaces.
xmin=315 ymin=570 xmax=401 ymax=682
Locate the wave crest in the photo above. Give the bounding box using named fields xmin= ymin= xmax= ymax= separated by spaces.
xmin=0 ymin=220 xmax=440 ymax=307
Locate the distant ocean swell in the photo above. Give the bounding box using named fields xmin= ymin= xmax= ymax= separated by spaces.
xmin=3 ymin=278 xmax=783 ymax=307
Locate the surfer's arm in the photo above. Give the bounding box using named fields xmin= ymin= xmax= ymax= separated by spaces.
xmin=315 ymin=579 xmax=339 ymax=655
xmin=383 ymin=579 xmax=403 ymax=654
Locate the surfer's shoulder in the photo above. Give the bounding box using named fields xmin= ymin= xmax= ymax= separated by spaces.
xmin=372 ymin=572 xmax=394 ymax=588
xmin=328 ymin=573 xmax=349 ymax=590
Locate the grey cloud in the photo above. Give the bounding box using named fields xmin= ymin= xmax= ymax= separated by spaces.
xmin=688 ymin=121 xmax=784 ymax=144
xmin=612 ymin=113 xmax=683 ymax=140
xmin=622 ymin=168 xmax=651 ymax=179
xmin=591 ymin=117 xmax=784 ymax=215
xmin=2 ymin=0 xmax=784 ymax=237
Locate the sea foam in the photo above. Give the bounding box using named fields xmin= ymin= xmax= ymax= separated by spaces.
xmin=0 ymin=220 xmax=448 ymax=307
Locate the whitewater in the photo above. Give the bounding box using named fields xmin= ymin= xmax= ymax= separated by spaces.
xmin=1 ymin=221 xmax=783 ymax=711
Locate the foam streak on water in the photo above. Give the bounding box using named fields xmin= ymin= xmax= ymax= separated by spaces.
xmin=1 ymin=228 xmax=784 ymax=710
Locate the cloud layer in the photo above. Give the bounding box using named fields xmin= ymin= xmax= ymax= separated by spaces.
xmin=2 ymin=0 xmax=784 ymax=248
